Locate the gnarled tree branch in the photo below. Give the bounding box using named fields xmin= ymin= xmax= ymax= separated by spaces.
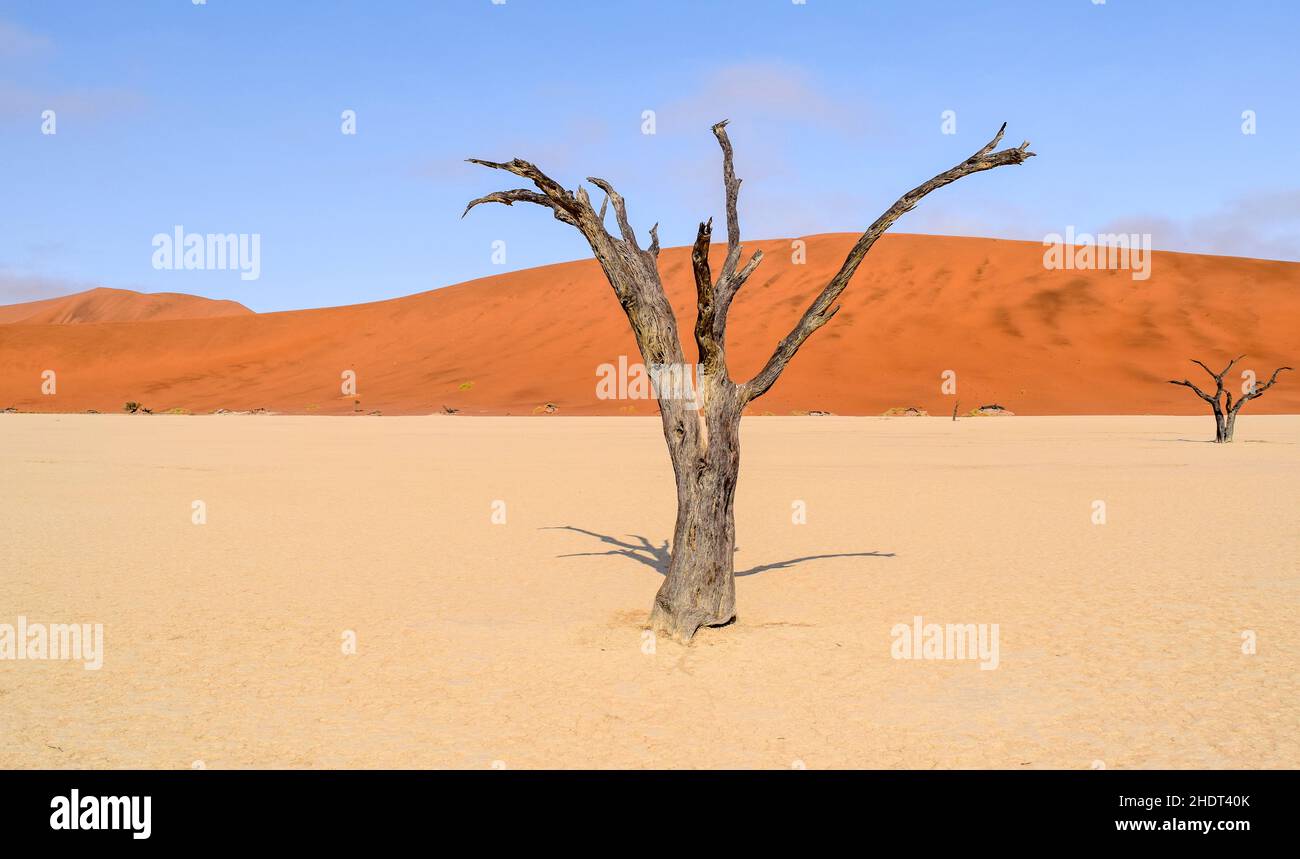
xmin=693 ymin=120 xmax=765 ymax=376
xmin=713 ymin=120 xmax=743 ymax=284
xmin=691 ymin=218 xmax=722 ymax=371
xmin=1167 ymin=378 xmax=1216 ymax=405
xmin=1237 ymin=365 xmax=1292 ymax=407
xmin=462 ymin=187 xmax=558 ymax=218
xmin=741 ymin=123 xmax=1034 ymax=402
xmin=465 ymin=156 xmax=672 ymax=328
xmin=586 ymin=176 xmax=640 ymax=251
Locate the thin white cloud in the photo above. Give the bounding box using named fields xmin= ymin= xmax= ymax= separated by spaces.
xmin=1100 ymin=190 xmax=1300 ymax=262
xmin=0 ymin=20 xmax=145 ymax=123
xmin=0 ymin=80 xmax=146 ymax=122
xmin=414 ymin=115 xmax=612 ymax=183
xmin=0 ymin=19 xmax=51 ymax=59
xmin=0 ymin=270 xmax=93 ymax=304
xmin=662 ymin=61 xmax=870 ymax=137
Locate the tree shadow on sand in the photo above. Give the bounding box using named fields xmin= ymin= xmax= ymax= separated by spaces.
xmin=544 ymin=525 xmax=894 ymax=577
xmin=1164 ymin=438 xmax=1291 ymax=444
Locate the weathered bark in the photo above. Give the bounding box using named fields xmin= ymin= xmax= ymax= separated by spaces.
xmin=648 ymin=378 xmax=745 ymax=640
xmin=1169 ymin=357 xmax=1291 ymax=443
xmin=465 ymin=120 xmax=1034 ymax=641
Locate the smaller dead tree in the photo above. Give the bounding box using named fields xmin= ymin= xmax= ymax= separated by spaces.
xmin=1168 ymin=356 xmax=1292 ymax=442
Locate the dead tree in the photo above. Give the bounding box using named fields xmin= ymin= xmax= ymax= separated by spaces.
xmin=1169 ymin=356 xmax=1292 ymax=443
xmin=465 ymin=122 xmax=1034 ymax=641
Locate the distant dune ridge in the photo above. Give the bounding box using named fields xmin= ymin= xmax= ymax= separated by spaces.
xmin=0 ymin=234 xmax=1296 ymax=415
xmin=0 ymin=286 xmax=253 ymax=325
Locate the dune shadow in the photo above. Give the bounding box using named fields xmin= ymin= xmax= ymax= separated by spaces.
xmin=543 ymin=525 xmax=894 ymax=577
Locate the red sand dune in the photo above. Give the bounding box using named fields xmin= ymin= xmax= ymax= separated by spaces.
xmin=0 ymin=234 xmax=1296 ymax=415
xmin=0 ymin=286 xmax=252 ymax=325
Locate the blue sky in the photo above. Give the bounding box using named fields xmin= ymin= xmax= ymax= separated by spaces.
xmin=2 ymin=0 xmax=1297 ymax=312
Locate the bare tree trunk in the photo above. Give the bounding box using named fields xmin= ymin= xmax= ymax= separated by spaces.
xmin=466 ymin=121 xmax=1034 ymax=641
xmin=649 ymin=379 xmax=744 ymax=641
